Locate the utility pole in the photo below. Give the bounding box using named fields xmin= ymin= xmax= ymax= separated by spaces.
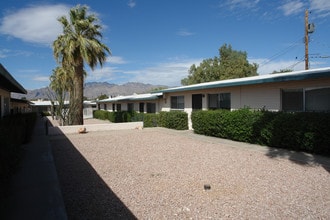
xmin=305 ymin=9 xmax=315 ymax=70
xmin=305 ymin=9 xmax=309 ymax=70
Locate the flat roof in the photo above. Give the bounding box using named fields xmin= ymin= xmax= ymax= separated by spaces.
xmin=157 ymin=67 xmax=330 ymax=93
xmin=98 ymin=92 xmax=163 ymax=103
xmin=0 ymin=63 xmax=27 ymax=94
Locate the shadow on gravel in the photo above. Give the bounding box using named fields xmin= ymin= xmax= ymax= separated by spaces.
xmin=266 ymin=148 xmax=330 ymax=173
xmin=49 ymin=127 xmax=137 ymax=219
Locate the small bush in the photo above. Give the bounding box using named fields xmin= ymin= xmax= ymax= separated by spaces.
xmin=93 ymin=110 xmax=109 ymax=120
xmin=143 ymin=114 xmax=158 ymax=127
xmin=159 ymin=111 xmax=188 ymax=130
xmin=131 ymin=112 xmax=144 ymax=122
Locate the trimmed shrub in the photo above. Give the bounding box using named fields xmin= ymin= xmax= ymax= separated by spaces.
xmin=131 ymin=112 xmax=144 ymax=122
xmin=93 ymin=110 xmax=109 ymax=120
xmin=158 ymin=111 xmax=188 ymax=130
xmin=191 ymin=109 xmax=330 ymax=156
xmin=93 ymin=110 xmax=141 ymax=123
xmin=143 ymin=113 xmax=158 ymax=127
xmin=192 ymin=110 xmax=227 ymax=137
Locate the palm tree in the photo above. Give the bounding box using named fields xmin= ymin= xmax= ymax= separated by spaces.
xmin=53 ymin=5 xmax=111 ymax=125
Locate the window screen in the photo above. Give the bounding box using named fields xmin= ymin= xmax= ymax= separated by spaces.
xmin=208 ymin=93 xmax=231 ymax=110
xmin=281 ymin=89 xmax=303 ymax=111
xmin=147 ymin=103 xmax=156 ymax=113
xmin=171 ymin=96 xmax=184 ymax=109
xmin=305 ymin=87 xmax=330 ymax=112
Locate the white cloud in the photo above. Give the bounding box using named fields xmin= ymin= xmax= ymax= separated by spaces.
xmin=106 ymin=56 xmax=127 ymax=64
xmin=0 ymin=4 xmax=70 ymax=45
xmin=33 ymin=76 xmax=50 ymax=82
xmin=127 ymin=0 xmax=136 ymax=8
xmin=217 ymin=0 xmax=261 ymax=19
xmin=88 ymin=58 xmax=202 ymax=86
xmin=223 ymin=0 xmax=260 ymax=10
xmin=177 ymin=29 xmax=195 ymax=36
xmin=122 ymin=59 xmax=202 ymax=86
xmin=0 ymin=49 xmax=33 ymax=58
xmin=310 ymin=0 xmax=330 ymax=17
xmin=279 ymin=1 xmax=305 ymax=16
xmin=0 ymin=49 xmax=10 ymax=58
xmin=88 ymin=66 xmax=118 ymax=82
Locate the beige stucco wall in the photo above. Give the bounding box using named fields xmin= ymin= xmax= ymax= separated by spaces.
xmin=163 ymin=78 xmax=330 ymax=111
xmin=99 ymin=99 xmax=162 ymax=113
xmin=161 ymin=77 xmax=330 ymax=129
xmin=96 ymin=77 xmax=330 ymax=130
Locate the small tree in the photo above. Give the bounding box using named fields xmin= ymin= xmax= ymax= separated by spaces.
xmin=181 ymin=44 xmax=258 ymax=85
xmin=97 ymin=94 xmax=108 ymax=100
xmin=49 ymin=67 xmax=72 ymax=125
xmin=272 ymin=69 xmax=293 ymax=74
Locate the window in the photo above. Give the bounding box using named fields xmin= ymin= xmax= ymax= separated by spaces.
xmin=171 ymin=96 xmax=184 ymax=109
xmin=104 ymin=104 xmax=107 ymax=110
xmin=116 ymin=104 xmax=121 ymax=111
xmin=139 ymin=103 xmax=144 ymax=113
xmin=305 ymin=87 xmax=330 ymax=112
xmin=281 ymin=87 xmax=330 ymax=112
xmin=219 ymin=93 xmax=231 ymax=110
xmin=128 ymin=103 xmax=134 ymax=112
xmin=281 ymin=89 xmax=303 ymax=111
xmin=208 ymin=93 xmax=231 ymax=110
xmin=147 ymin=103 xmax=156 ymax=113
xmin=112 ymin=104 xmax=115 ymax=111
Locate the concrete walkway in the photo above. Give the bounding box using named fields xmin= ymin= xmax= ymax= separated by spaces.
xmin=4 ymin=116 xmax=67 ymax=220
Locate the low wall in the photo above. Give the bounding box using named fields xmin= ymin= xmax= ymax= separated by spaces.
xmin=48 ymin=121 xmax=143 ymax=136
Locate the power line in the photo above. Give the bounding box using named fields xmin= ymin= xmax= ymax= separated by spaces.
xmin=284 ymin=57 xmax=305 ymax=70
xmin=259 ymin=37 xmax=304 ymax=67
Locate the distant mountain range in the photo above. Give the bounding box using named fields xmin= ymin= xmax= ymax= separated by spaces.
xmin=11 ymin=82 xmax=168 ymax=100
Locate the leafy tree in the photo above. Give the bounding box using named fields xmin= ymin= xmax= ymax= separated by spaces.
xmin=149 ymin=86 xmax=168 ymax=92
xmin=181 ymin=44 xmax=258 ymax=85
xmin=97 ymin=94 xmax=108 ymax=100
xmin=272 ymin=69 xmax=293 ymax=74
xmin=53 ymin=5 xmax=111 ymax=125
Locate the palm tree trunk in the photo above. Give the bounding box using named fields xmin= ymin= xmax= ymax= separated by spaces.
xmin=71 ymin=61 xmax=84 ymax=125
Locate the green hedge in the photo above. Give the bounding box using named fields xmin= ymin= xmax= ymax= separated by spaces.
xmin=192 ymin=109 xmax=330 ymax=156
xmin=0 ymin=112 xmax=37 ymax=212
xmin=93 ymin=110 xmax=143 ymax=123
xmin=143 ymin=113 xmax=158 ymax=127
xmin=93 ymin=110 xmax=188 ymax=130
xmin=93 ymin=110 xmax=109 ymax=120
xmin=159 ymin=111 xmax=188 ymax=130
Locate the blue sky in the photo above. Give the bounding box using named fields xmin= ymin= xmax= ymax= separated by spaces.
xmin=1 ymin=0 xmax=330 ymax=90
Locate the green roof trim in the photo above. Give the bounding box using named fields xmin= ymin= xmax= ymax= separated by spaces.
xmin=157 ymin=67 xmax=330 ymax=93
xmin=0 ymin=63 xmax=27 ymax=94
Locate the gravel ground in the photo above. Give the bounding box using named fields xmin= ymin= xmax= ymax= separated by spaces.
xmin=50 ymin=127 xmax=330 ymax=219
